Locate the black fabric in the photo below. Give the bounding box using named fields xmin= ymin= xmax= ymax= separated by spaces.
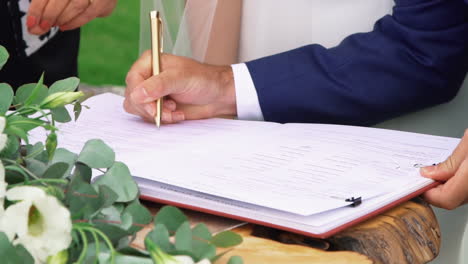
xmin=0 ymin=0 xmax=80 ymax=88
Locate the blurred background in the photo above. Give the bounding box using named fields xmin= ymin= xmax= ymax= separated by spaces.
xmin=78 ymin=1 xmax=139 ymax=87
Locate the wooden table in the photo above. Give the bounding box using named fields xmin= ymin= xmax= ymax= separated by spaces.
xmin=133 ymin=198 xmax=440 ymax=264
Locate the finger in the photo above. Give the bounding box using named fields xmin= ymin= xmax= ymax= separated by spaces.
xmin=125 ymin=50 xmax=152 ymax=89
xmin=59 ymin=0 xmax=107 ymax=31
xmin=55 ymin=0 xmax=92 ymax=28
xmin=421 ymin=130 xmax=468 ymax=181
xmin=423 ymin=158 xmax=468 ymax=210
xmin=163 ymin=99 xmax=177 ymax=112
xmin=27 ymin=0 xmax=49 ymax=29
xmin=123 ymin=96 xmax=156 ymax=122
xmin=130 ymin=71 xmax=179 ymax=104
xmin=161 ymin=111 xmax=185 ymax=124
xmin=40 ymin=0 xmax=69 ymax=30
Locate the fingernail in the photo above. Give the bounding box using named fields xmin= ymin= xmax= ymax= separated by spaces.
xmin=40 ymin=20 xmax=51 ymax=31
xmin=27 ymin=15 xmax=37 ymax=28
xmin=421 ymin=166 xmax=437 ymax=176
xmin=144 ymin=104 xmax=155 ymax=117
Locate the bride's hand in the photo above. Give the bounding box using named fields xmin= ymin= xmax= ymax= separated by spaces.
xmin=124 ymin=51 xmax=237 ymax=124
xmin=26 ymin=0 xmax=117 ymax=35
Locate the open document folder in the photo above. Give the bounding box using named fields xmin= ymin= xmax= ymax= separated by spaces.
xmin=29 ymin=93 xmax=460 ymax=238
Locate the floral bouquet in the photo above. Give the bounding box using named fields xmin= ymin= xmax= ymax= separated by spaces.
xmin=0 ymin=45 xmax=243 ymax=264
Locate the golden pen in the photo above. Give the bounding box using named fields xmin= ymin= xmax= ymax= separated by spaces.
xmin=150 ymin=10 xmax=163 ymax=128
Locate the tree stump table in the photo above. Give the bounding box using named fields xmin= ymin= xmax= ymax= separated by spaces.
xmin=133 ymin=198 xmax=440 ymax=264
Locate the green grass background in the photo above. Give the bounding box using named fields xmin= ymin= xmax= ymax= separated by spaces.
xmin=78 ymin=1 xmax=140 ymax=86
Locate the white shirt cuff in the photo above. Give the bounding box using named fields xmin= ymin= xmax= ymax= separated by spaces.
xmin=231 ymin=63 xmax=265 ymax=121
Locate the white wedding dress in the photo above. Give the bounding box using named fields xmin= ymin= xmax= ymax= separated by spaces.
xmin=140 ymin=1 xmax=468 ymax=263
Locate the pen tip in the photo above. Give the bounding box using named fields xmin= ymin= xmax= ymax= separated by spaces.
xmin=155 ymin=117 xmax=161 ymax=129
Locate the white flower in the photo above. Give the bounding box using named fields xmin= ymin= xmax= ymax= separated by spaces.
xmin=40 ymin=91 xmax=83 ymax=109
xmin=146 ymin=238 xmax=212 ymax=264
xmin=0 ymin=116 xmax=6 ymax=151
xmin=0 ymin=186 xmax=72 ymax=263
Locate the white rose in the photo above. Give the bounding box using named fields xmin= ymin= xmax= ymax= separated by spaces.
xmin=0 ymin=186 xmax=72 ymax=263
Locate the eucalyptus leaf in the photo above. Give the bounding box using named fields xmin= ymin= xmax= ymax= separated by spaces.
xmin=73 ymin=163 xmax=92 ymax=183
xmin=93 ymin=162 xmax=138 ymax=202
xmin=51 ymin=106 xmax=72 ymax=123
xmin=25 ymin=158 xmax=47 ymax=178
xmin=5 ymin=165 xmax=29 ymax=182
xmin=96 ymin=185 xmax=118 ymax=209
xmin=0 ymin=83 xmax=14 ymax=114
xmin=26 ymin=142 xmax=44 ymax=159
xmin=0 ymin=45 xmax=9 ymax=70
xmin=120 ymin=212 xmax=133 ymax=230
xmin=48 ymin=77 xmax=80 ymax=94
xmin=122 ymin=199 xmax=152 ymax=233
xmin=175 ymin=221 xmax=192 ymax=252
xmin=77 ymin=139 xmax=115 ymax=169
xmin=193 ymin=223 xmax=212 ymax=241
xmin=93 ymin=222 xmax=131 ymax=245
xmin=154 ymin=206 xmax=188 ymax=233
xmin=42 ymin=162 xmax=69 ymax=179
xmin=99 ymin=206 xmax=123 ymax=222
xmin=14 ymin=83 xmax=48 ymax=106
xmin=66 ymin=174 xmax=102 ymax=219
xmin=192 ymin=240 xmax=216 ymax=261
xmin=227 ymin=256 xmax=244 ymax=264
xmin=51 ymin=148 xmax=78 ymax=176
xmin=210 ymin=231 xmax=243 ymax=248
xmin=146 ymin=224 xmax=174 ymax=253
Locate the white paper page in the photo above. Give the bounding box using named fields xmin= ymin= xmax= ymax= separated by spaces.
xmin=29 ymin=93 xmax=281 ymax=160
xmin=29 ymin=93 xmax=458 ymax=217
xmin=130 ymin=123 xmax=457 ymax=216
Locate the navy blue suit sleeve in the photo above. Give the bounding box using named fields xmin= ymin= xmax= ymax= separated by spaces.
xmin=246 ymin=0 xmax=468 ymax=125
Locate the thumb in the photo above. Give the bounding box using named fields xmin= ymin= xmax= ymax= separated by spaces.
xmin=420 ymin=159 xmax=456 ymax=181
xmin=421 ymin=130 xmax=468 ymax=181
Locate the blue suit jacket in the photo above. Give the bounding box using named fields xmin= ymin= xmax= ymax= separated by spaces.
xmin=246 ymin=0 xmax=468 ymax=125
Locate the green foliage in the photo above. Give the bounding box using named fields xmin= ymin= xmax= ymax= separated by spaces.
xmin=0 ymin=232 xmax=34 ymax=264
xmin=0 ymin=83 xmax=13 ymax=114
xmin=0 ymin=45 xmax=243 ymax=263
xmin=227 ymin=256 xmax=244 ymax=264
xmin=146 ymin=206 xmax=243 ymax=263
xmin=210 ymin=231 xmax=243 ymax=248
xmin=77 ymin=139 xmax=115 ymax=168
xmin=48 ymin=77 xmax=80 ymax=94
xmin=0 ymin=45 xmax=8 ymax=70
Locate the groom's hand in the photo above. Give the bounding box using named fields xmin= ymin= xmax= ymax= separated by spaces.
xmin=27 ymin=0 xmax=117 ymax=35
xmin=420 ymin=130 xmax=468 ymax=210
xmin=124 ymin=51 xmax=237 ymax=123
